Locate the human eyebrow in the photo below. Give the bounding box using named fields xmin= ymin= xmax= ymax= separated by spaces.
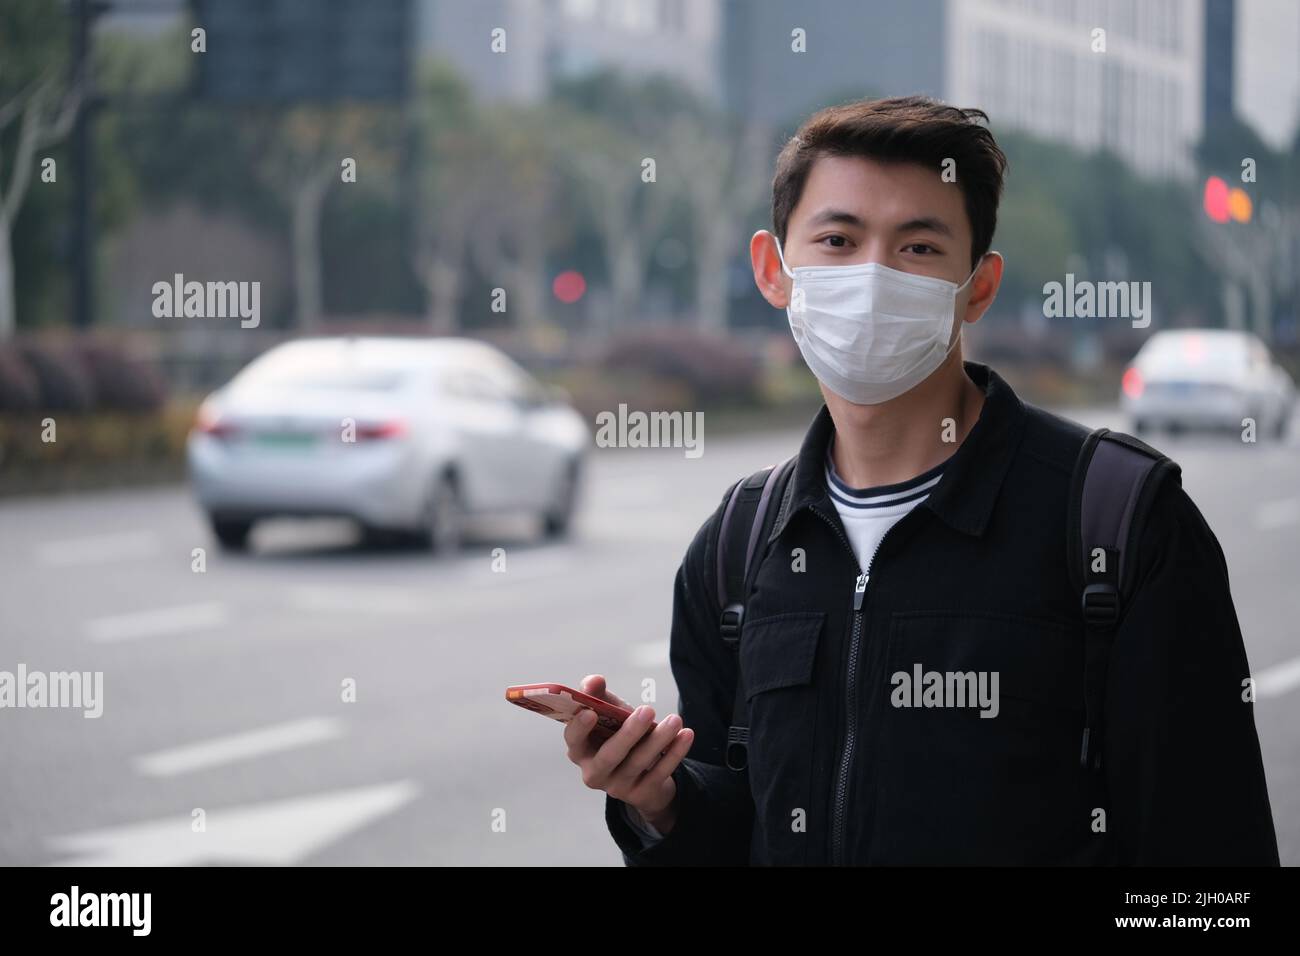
xmin=806 ymin=208 xmax=867 ymax=230
xmin=894 ymin=216 xmax=954 ymax=238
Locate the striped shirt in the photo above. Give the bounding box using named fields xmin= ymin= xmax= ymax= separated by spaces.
xmin=824 ymin=438 xmax=950 ymax=572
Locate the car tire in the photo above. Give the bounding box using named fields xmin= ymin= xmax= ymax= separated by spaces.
xmin=542 ymin=457 xmax=582 ymax=539
xmin=422 ymin=471 xmax=464 ymax=554
xmin=360 ymin=524 xmax=403 ymax=550
xmin=211 ymin=516 xmax=253 ymax=551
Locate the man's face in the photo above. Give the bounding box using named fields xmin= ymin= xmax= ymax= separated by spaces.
xmin=780 ymin=154 xmax=975 ymax=285
xmin=750 ymin=153 xmax=1004 ymax=407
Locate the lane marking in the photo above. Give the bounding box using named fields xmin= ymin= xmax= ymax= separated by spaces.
xmin=133 ymin=717 xmax=345 ymax=777
xmin=1255 ymin=655 xmax=1300 ymax=700
xmin=286 ymin=586 xmax=427 ymax=615
xmin=84 ymin=602 xmax=229 ymax=644
xmin=46 ymin=781 xmax=419 ymax=866
xmin=38 ymin=531 xmax=160 ymax=567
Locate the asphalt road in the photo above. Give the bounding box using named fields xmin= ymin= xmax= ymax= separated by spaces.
xmin=1 ymin=405 xmax=1297 ymax=865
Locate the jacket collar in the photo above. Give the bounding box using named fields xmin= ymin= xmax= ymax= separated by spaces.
xmin=769 ymin=361 xmax=1027 ymax=542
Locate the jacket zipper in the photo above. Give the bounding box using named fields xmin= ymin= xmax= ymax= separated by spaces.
xmin=811 ymin=505 xmax=897 ymax=866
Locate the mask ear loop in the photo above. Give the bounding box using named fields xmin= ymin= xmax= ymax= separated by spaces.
xmin=771 ymin=233 xmax=795 ymax=279
xmin=956 ymin=253 xmax=987 ymax=293
xmin=946 ymin=252 xmax=990 ymax=355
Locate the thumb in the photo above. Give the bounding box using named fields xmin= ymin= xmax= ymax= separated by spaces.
xmin=581 ymin=674 xmax=630 ymax=710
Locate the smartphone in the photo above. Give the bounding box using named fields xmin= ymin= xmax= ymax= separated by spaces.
xmin=505 ymin=683 xmax=644 ymax=741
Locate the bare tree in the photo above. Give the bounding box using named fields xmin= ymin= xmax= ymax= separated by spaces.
xmin=466 ymin=107 xmax=563 ymax=340
xmin=248 ymin=105 xmax=394 ymax=330
xmin=1194 ymin=200 xmax=1299 ymax=341
xmin=411 ymin=125 xmax=490 ymax=334
xmin=557 ymin=109 xmax=678 ymax=333
xmin=663 ymin=114 xmax=770 ymax=331
xmin=409 ymin=65 xmax=502 ymax=335
xmin=0 ymin=71 xmax=81 ymax=339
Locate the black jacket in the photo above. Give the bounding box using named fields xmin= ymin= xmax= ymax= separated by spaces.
xmin=605 ymin=362 xmax=1280 ymax=865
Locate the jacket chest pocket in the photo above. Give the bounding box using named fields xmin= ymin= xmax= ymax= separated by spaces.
xmin=869 ymin=610 xmax=1095 ymax=864
xmin=740 ymin=610 xmax=825 ymax=864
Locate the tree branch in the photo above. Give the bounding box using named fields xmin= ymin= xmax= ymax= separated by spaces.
xmin=0 ymin=73 xmax=45 ymax=131
xmin=34 ymin=76 xmax=83 ymax=149
xmin=1 ymin=90 xmax=43 ymax=223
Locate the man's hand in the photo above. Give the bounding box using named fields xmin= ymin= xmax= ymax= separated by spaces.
xmin=563 ymin=674 xmax=695 ymax=835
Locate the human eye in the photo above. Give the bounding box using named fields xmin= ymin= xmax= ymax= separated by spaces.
xmin=902 ymin=242 xmax=940 ymax=255
xmin=817 ymin=234 xmax=853 ymax=250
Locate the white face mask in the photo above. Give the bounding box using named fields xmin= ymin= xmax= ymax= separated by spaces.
xmin=772 ymin=233 xmax=982 ymax=405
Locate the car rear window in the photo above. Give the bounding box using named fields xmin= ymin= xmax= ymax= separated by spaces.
xmin=1141 ymin=335 xmax=1247 ymax=373
xmin=234 ymin=351 xmax=410 ymax=391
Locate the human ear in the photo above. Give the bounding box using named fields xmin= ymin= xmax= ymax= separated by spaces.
xmin=750 ymin=229 xmax=791 ymax=310
xmin=960 ymin=251 xmax=1003 ymax=325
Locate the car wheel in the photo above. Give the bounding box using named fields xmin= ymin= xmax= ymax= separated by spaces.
xmin=360 ymin=524 xmax=403 ymax=550
xmin=422 ymin=471 xmax=464 ymax=554
xmin=210 ymin=515 xmax=253 ymax=552
xmin=542 ymin=458 xmax=581 ymax=539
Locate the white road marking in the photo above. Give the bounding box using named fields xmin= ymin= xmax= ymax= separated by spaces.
xmin=84 ymin=602 xmax=229 ymax=644
xmin=38 ymin=531 xmax=160 ymax=567
xmin=469 ymin=549 xmax=580 ymax=581
xmin=1255 ymin=655 xmax=1300 ymax=700
xmin=133 ymin=717 xmax=345 ymax=778
xmin=1255 ymin=497 xmax=1300 ymax=530
xmin=630 ymin=641 xmax=670 ymax=668
xmin=45 ymin=781 xmax=419 ymax=866
xmin=286 ymin=585 xmax=428 ymax=615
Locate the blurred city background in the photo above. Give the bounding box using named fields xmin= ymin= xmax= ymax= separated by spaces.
xmin=1 ymin=0 xmax=1298 ymax=865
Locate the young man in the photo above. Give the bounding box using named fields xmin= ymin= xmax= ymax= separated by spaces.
xmin=561 ymin=96 xmax=1280 ymax=865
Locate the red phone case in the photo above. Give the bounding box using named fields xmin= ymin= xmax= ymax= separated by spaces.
xmin=505 ymin=683 xmax=639 ymax=740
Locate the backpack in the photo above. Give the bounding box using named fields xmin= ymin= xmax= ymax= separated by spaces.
xmin=713 ymin=426 xmax=1182 ymax=773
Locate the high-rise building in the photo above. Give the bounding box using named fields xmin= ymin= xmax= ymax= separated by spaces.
xmin=720 ymin=0 xmax=947 ymax=129
xmin=945 ymin=0 xmax=1205 ymax=179
xmin=421 ymin=0 xmax=722 ymax=103
xmin=423 ymin=0 xmax=1300 ymax=180
xmin=1203 ymin=0 xmax=1234 ymax=129
xmin=1231 ymin=0 xmax=1300 ymax=150
xmin=720 ymin=0 xmax=1214 ymax=178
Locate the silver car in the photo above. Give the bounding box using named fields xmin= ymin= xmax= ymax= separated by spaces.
xmin=1122 ymin=329 xmax=1295 ymax=439
xmin=188 ymin=337 xmax=589 ymax=551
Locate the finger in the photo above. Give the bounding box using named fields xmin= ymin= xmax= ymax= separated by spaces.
xmin=586 ymin=704 xmax=657 ymax=786
xmin=563 ymin=707 xmax=600 ymax=761
xmin=626 ymin=729 xmax=694 ymax=805
xmin=613 ymin=713 xmax=683 ymax=783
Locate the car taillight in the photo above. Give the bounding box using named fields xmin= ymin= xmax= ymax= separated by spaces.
xmin=354 ymin=420 xmax=408 ymax=441
xmin=195 ymin=408 xmax=239 ymax=439
xmin=1122 ymin=367 xmax=1144 ymax=399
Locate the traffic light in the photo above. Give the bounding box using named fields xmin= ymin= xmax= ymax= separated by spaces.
xmin=1202 ymin=175 xmax=1252 ymax=224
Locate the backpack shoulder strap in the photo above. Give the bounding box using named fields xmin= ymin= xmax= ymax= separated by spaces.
xmin=1068 ymin=427 xmax=1182 ymax=771
xmin=714 ymin=454 xmax=797 ymax=771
